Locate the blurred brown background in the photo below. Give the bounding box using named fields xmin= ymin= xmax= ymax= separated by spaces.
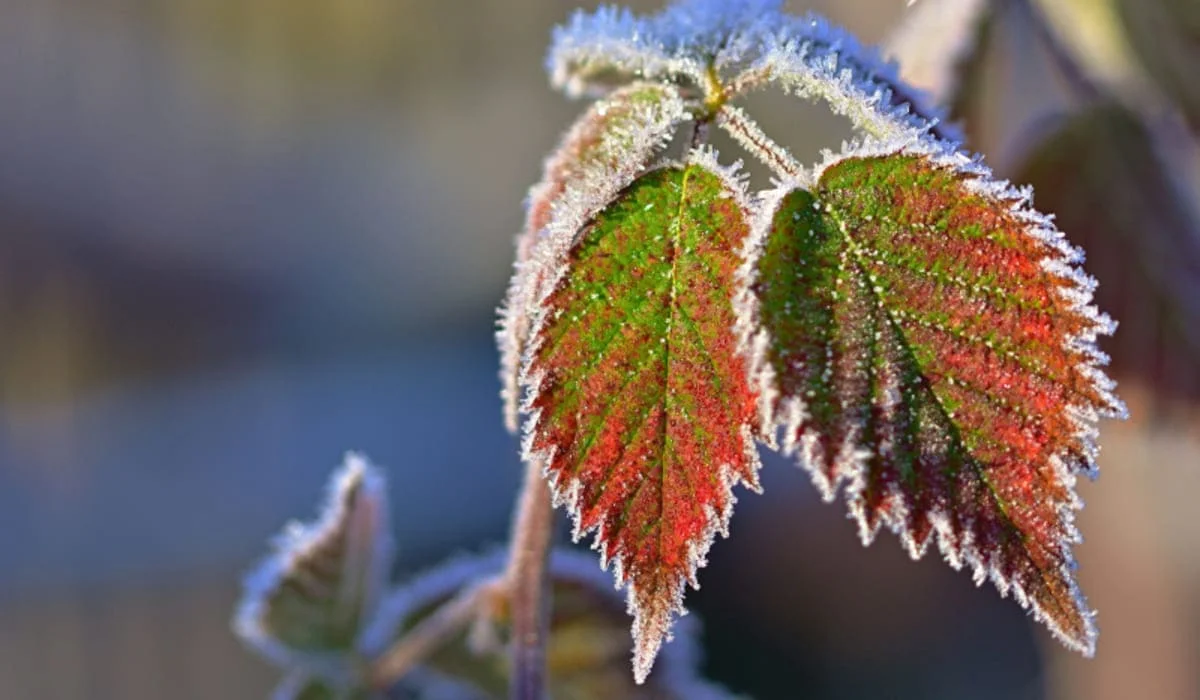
xmin=0 ymin=0 xmax=1196 ymax=698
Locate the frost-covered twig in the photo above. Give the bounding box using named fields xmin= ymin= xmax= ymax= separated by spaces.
xmin=368 ymin=577 xmax=505 ymax=690
xmin=716 ymin=104 xmax=807 ymax=182
xmin=504 ymin=457 xmax=555 ymax=700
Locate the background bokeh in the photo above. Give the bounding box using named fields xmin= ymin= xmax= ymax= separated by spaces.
xmin=1 ymin=0 xmax=1196 ymax=698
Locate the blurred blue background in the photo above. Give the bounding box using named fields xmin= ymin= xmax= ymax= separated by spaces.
xmin=0 ymin=1 xmax=1196 ymax=698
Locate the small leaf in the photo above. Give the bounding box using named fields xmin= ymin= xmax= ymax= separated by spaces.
xmin=750 ymin=146 xmax=1125 ymax=655
xmin=365 ymin=550 xmax=734 ymax=699
xmin=547 ymin=6 xmax=680 ymax=99
xmin=498 ymin=82 xmax=687 ymax=432
xmin=522 ymin=151 xmax=761 ymax=682
xmin=748 ymin=13 xmax=962 ymax=144
xmin=547 ymin=0 xmax=786 ymax=98
xmin=235 ymin=453 xmax=393 ymax=675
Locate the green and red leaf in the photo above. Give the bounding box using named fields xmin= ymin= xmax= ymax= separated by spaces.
xmin=498 ymin=82 xmax=687 ymax=431
xmin=749 ymin=145 xmax=1125 ymax=655
xmin=522 ymin=152 xmax=760 ymax=682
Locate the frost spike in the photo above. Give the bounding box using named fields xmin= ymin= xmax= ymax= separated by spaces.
xmin=749 ymin=147 xmax=1125 ymax=656
xmin=522 ymin=152 xmax=760 ymax=682
xmin=498 ymin=82 xmax=687 ymax=432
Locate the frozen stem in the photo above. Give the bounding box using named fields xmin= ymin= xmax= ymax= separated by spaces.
xmin=368 ymin=576 xmax=506 ymax=690
xmin=504 ymin=456 xmax=555 ymax=700
xmin=717 ymin=104 xmax=809 ymax=183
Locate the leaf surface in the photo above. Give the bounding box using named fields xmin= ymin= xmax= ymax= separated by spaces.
xmin=751 ymin=148 xmax=1125 ymax=654
xmin=523 ymin=154 xmax=760 ymax=682
xmin=498 ymin=82 xmax=686 ymax=431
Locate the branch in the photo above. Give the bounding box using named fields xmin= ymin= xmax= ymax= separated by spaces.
xmin=716 ymin=104 xmax=808 ymax=183
xmin=504 ymin=457 xmax=555 ymax=700
xmin=367 ymin=577 xmax=505 ymax=690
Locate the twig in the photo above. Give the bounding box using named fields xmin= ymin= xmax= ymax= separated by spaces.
xmin=716 ymin=104 xmax=809 ymax=183
xmin=504 ymin=457 xmax=555 ymax=700
xmin=367 ymin=577 xmax=504 ymax=690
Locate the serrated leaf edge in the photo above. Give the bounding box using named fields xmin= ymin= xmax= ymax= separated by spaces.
xmin=497 ymin=84 xmax=689 ymax=433
xmin=518 ymin=148 xmax=761 ymax=683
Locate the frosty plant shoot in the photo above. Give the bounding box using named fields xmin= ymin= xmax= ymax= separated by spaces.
xmin=234 ymin=2 xmax=1128 ymax=698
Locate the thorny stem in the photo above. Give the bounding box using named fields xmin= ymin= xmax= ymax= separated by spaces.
xmin=368 ymin=577 xmax=505 ymax=690
xmin=504 ymin=456 xmax=555 ymax=700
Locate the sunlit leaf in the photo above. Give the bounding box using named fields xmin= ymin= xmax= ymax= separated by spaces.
xmin=498 ymin=82 xmax=687 ymax=432
xmin=522 ymin=151 xmax=761 ymax=682
xmin=364 ymin=550 xmax=734 ymax=700
xmin=749 ymin=145 xmax=1125 ymax=655
xmin=235 ymin=453 xmax=393 ymax=676
xmin=1015 ymin=103 xmax=1200 ymax=411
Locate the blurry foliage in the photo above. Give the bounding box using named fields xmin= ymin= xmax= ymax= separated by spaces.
xmin=234 ymin=456 xmax=731 ymax=699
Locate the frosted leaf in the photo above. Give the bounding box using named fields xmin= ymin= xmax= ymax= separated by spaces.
xmin=498 ymin=82 xmax=687 ymax=431
xmin=547 ymin=0 xmax=788 ymax=98
xmin=520 ymin=152 xmax=760 ymax=683
xmin=547 ymin=5 xmax=691 ymax=99
xmin=234 ymin=453 xmax=393 ymax=681
xmin=745 ymin=12 xmax=962 ymax=144
xmin=747 ymin=142 xmax=1125 ymax=657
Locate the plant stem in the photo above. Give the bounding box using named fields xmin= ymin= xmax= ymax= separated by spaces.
xmin=717 ymin=104 xmax=809 ymax=183
xmin=504 ymin=457 xmax=554 ymax=700
xmin=367 ymin=577 xmax=503 ymax=690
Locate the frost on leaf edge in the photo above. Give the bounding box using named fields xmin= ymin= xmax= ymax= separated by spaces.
xmin=742 ymin=135 xmax=1127 ymax=657
xmin=518 ymin=147 xmax=762 ymax=684
xmin=497 ymin=83 xmax=688 ymax=432
xmin=748 ymin=12 xmax=962 ymax=144
xmin=233 ymin=452 xmax=394 ymax=674
xmin=546 ymin=0 xmax=791 ymax=98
